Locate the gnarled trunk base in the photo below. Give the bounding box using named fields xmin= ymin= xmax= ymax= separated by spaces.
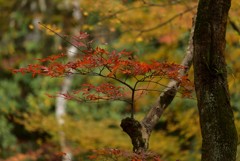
xmin=120 ymin=117 xmax=150 ymax=153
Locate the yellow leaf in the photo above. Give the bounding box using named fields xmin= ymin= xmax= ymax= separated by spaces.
xmin=136 ymin=37 xmax=143 ymax=42
xmin=29 ymin=24 xmax=34 ymax=30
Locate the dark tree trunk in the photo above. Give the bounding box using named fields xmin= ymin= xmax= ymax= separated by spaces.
xmin=193 ymin=0 xmax=238 ymax=161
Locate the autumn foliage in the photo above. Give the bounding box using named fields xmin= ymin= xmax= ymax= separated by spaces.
xmin=12 ymin=32 xmax=193 ymax=117
xmin=88 ymin=148 xmax=163 ymax=161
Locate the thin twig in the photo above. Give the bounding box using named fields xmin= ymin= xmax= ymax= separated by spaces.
xmin=38 ymin=22 xmax=82 ymax=51
xmin=137 ymin=5 xmax=197 ymax=36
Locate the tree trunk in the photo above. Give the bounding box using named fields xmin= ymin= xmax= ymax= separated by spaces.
xmin=55 ymin=1 xmax=82 ymax=161
xmin=121 ymin=17 xmax=196 ymax=153
xmin=193 ymin=0 xmax=238 ymax=161
xmin=55 ymin=46 xmax=77 ymax=161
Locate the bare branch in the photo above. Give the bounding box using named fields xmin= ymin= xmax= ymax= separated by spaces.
xmin=141 ymin=0 xmax=182 ymax=7
xmin=141 ymin=16 xmax=196 ymax=133
xmin=137 ymin=5 xmax=197 ymax=36
xmin=100 ymin=1 xmax=180 ymax=22
xmin=229 ymin=18 xmax=240 ymax=35
xmin=38 ymin=22 xmax=81 ymax=51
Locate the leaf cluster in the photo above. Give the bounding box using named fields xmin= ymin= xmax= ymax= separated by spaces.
xmin=88 ymin=148 xmax=163 ymax=161
xmin=12 ymin=32 xmax=193 ymax=117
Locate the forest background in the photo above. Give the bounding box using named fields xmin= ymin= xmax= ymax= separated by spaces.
xmin=0 ymin=0 xmax=240 ymax=161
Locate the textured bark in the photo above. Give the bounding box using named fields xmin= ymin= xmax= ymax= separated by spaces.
xmin=193 ymin=0 xmax=238 ymax=161
xmin=120 ymin=118 xmax=149 ymax=153
xmin=121 ymin=17 xmax=196 ymax=153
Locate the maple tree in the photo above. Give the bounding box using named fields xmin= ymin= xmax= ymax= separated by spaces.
xmin=4 ymin=0 xmax=240 ymax=160
xmin=12 ymin=27 xmax=195 ymax=159
xmin=12 ymin=31 xmax=193 ymax=120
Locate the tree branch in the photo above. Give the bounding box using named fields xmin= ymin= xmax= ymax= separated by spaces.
xmin=141 ymin=0 xmax=181 ymax=6
xmin=229 ymin=18 xmax=240 ymax=35
xmin=137 ymin=6 xmax=197 ymax=36
xmin=120 ymin=16 xmax=195 ymax=153
xmin=100 ymin=1 xmax=180 ymax=22
xmin=141 ymin=16 xmax=196 ymax=133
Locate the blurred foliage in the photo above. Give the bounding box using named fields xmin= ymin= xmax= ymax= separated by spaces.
xmin=0 ymin=116 xmax=17 ymax=158
xmin=0 ymin=0 xmax=240 ymax=161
